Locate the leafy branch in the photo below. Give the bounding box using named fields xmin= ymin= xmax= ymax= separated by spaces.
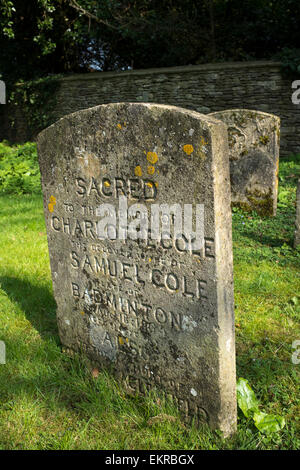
xmin=67 ymin=0 xmax=119 ymax=30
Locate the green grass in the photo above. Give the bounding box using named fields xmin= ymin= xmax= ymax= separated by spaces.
xmin=0 ymin=154 xmax=299 ymax=450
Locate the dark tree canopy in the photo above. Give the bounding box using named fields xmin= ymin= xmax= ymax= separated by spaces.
xmin=1 ymin=0 xmax=300 ymax=83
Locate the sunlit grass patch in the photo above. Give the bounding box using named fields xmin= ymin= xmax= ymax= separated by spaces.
xmin=0 ymin=153 xmax=299 ymax=449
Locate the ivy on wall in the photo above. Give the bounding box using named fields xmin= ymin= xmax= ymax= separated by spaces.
xmin=8 ymin=74 xmax=62 ymax=139
xmin=277 ymin=48 xmax=300 ymax=78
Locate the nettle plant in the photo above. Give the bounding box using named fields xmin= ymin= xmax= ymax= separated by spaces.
xmin=0 ymin=141 xmax=41 ymax=194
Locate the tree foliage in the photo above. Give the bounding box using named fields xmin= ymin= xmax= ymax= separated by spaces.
xmin=0 ymin=0 xmax=300 ymax=83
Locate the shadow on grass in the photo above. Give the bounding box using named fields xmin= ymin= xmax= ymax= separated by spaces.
xmin=239 ymin=225 xmax=295 ymax=249
xmin=1 ymin=274 xmax=293 ymax=391
xmin=0 ymin=275 xmax=59 ymax=344
xmin=235 ymin=229 xmax=285 ymax=248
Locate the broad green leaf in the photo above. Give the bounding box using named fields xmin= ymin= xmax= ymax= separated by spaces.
xmin=291 ymin=296 xmax=298 ymax=306
xmin=253 ymin=412 xmax=285 ymax=434
xmin=236 ymin=378 xmax=259 ymax=417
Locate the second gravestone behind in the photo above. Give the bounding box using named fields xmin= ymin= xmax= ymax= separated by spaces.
xmin=210 ymin=109 xmax=280 ymax=216
xmin=37 ymin=103 xmax=236 ymax=436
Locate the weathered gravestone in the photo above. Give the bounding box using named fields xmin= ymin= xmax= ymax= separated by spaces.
xmin=209 ymin=109 xmax=280 ymax=216
xmin=37 ymin=103 xmax=236 ymax=436
xmin=294 ymin=179 xmax=300 ymax=249
xmin=0 ymin=80 xmax=5 ymax=104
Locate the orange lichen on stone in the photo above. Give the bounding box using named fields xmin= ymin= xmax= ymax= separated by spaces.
xmin=135 ymin=165 xmax=142 ymax=176
xmin=48 ymin=195 xmax=57 ymax=212
xmin=147 ymin=152 xmax=158 ymax=164
xmin=183 ymin=144 xmax=194 ymax=155
xmin=147 ymin=165 xmax=155 ymax=175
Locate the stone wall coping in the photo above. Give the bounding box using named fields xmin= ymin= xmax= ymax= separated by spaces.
xmin=59 ymin=61 xmax=282 ymax=82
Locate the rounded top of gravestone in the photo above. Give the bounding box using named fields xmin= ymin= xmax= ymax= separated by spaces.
xmin=38 ymin=102 xmax=226 ymax=139
xmin=37 ymin=102 xmax=229 ymax=192
xmin=210 ymin=108 xmax=280 ymax=125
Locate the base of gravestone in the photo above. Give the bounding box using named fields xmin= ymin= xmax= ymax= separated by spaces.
xmin=64 ymin=347 xmax=234 ymax=436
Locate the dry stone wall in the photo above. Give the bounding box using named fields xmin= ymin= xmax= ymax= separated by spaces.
xmin=1 ymin=61 xmax=300 ymax=157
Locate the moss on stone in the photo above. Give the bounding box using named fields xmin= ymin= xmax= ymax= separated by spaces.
xmin=233 ymin=188 xmax=274 ymax=216
xmin=259 ymin=135 xmax=270 ymax=145
xmin=247 ymin=195 xmax=274 ymax=216
xmin=232 ymin=196 xmax=274 ymax=216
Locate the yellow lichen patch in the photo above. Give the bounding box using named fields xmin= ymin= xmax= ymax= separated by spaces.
xmin=104 ymin=180 xmax=111 ymax=187
xmin=125 ymin=338 xmax=129 ymax=343
xmin=183 ymin=144 xmax=194 ymax=155
xmin=80 ymin=311 xmax=85 ymax=316
xmin=199 ymin=137 xmax=208 ymax=146
xmin=117 ymin=123 xmax=122 ymax=129
xmin=147 ymin=151 xmax=158 ymax=164
xmin=48 ymin=195 xmax=57 ymax=212
xmin=119 ymin=337 xmax=124 ymax=345
xmin=146 ymin=182 xmax=153 ymax=188
xmin=123 ymin=122 xmax=127 ymax=127
xmin=134 ymin=165 xmax=142 ymax=177
xmin=147 ymin=165 xmax=155 ymax=175
xmin=148 ymin=258 xmax=152 ymax=262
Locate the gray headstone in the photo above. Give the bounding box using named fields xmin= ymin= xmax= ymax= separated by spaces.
xmin=209 ymin=109 xmax=280 ymax=216
xmin=294 ymin=179 xmax=300 ymax=249
xmin=0 ymin=341 xmax=5 ymax=364
xmin=37 ymin=102 xmax=236 ymax=436
xmin=0 ymin=80 xmax=5 ymax=104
